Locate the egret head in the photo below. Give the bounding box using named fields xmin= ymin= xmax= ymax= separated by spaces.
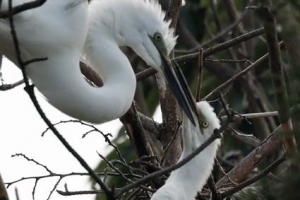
xmin=88 ymin=0 xmax=196 ymax=124
xmin=194 ymin=101 xmax=220 ymax=140
xmin=182 ymin=101 xmax=221 ymax=156
xmin=106 ymin=0 xmax=176 ymax=72
xmin=115 ymin=0 xmax=197 ymax=124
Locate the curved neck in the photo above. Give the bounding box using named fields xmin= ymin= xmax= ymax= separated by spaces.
xmin=28 ymin=42 xmax=136 ymax=124
xmin=151 ymin=117 xmax=220 ymax=200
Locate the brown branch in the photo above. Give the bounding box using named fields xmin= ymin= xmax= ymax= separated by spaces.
xmin=256 ymin=0 xmax=297 ymax=155
xmin=137 ymin=113 xmax=161 ymax=137
xmin=197 ymin=6 xmax=250 ymax=49
xmin=80 ymin=61 xmax=103 ymax=87
xmin=0 ymin=79 xmax=23 ymax=91
xmin=135 ymin=28 xmax=265 ymax=81
xmin=221 ymin=111 xmax=278 ymax=121
xmin=0 ymin=174 xmax=9 ymax=200
xmin=156 ymin=0 xmax=183 ymax=168
xmin=177 ymin=28 xmax=264 ymax=62
xmin=203 ymin=50 xmax=271 ymax=100
xmin=221 ymin=155 xmax=286 ymax=198
xmin=216 ymin=125 xmax=283 ymax=189
xmin=121 ymin=103 xmax=154 ymax=159
xmin=274 ymin=2 xmax=300 ymax=132
xmin=115 ymin=125 xmax=224 ymax=198
xmin=196 ymin=49 xmax=203 ymax=101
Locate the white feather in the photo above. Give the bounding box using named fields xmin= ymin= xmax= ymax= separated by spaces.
xmin=0 ymin=0 xmax=177 ymax=124
xmin=151 ymin=101 xmax=221 ymax=200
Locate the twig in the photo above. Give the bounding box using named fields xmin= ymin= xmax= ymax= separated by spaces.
xmin=176 ymin=28 xmax=265 ymax=62
xmin=135 ymin=28 xmax=265 ymax=81
xmin=221 ymin=111 xmax=278 ymax=121
xmin=115 ymin=124 xmax=226 ymax=198
xmin=207 ymin=175 xmax=222 ymax=200
xmin=0 ymin=79 xmax=24 ymax=91
xmin=256 ymin=0 xmax=297 ymax=155
xmin=0 ymin=0 xmax=46 ymax=18
xmin=216 ymin=125 xmax=283 ymax=189
xmin=221 ymin=155 xmax=286 ymax=198
xmin=7 ymin=1 xmax=113 ymax=198
xmin=196 ymin=7 xmax=249 ymax=49
xmin=196 ymin=48 xmax=203 ymax=101
xmin=203 ymin=48 xmax=276 ymax=100
xmin=0 ymin=174 xmax=9 ymax=200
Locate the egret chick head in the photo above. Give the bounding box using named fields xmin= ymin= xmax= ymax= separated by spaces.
xmin=196 ymin=101 xmax=221 ymax=139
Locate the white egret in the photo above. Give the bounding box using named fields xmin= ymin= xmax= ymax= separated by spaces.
xmin=151 ymin=101 xmax=221 ymax=200
xmin=0 ymin=0 xmax=196 ymax=124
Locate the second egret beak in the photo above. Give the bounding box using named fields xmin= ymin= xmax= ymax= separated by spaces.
xmin=159 ymin=50 xmax=197 ymax=126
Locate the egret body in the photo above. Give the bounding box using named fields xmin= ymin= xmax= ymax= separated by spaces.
xmin=151 ymin=101 xmax=221 ymax=200
xmin=0 ymin=0 xmax=195 ymax=124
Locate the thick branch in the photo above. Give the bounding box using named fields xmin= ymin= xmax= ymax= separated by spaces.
xmin=216 ymin=126 xmax=283 ymax=189
xmin=257 ymin=0 xmax=297 ymax=155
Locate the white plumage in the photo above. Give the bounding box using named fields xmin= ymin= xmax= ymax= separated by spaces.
xmin=151 ymin=101 xmax=221 ymax=200
xmin=0 ymin=0 xmax=198 ymax=124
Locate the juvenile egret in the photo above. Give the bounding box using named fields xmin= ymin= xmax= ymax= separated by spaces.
xmin=0 ymin=0 xmax=196 ymax=124
xmin=151 ymin=101 xmax=221 ymax=200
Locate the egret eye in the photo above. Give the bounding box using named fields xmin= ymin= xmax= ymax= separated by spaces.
xmin=154 ymin=33 xmax=162 ymax=41
xmin=201 ymin=121 xmax=209 ymax=128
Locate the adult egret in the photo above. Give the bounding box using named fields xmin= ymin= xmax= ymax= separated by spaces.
xmin=0 ymin=0 xmax=196 ymax=124
xmin=151 ymin=101 xmax=221 ymax=200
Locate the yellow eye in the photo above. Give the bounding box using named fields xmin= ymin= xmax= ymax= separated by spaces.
xmin=201 ymin=121 xmax=209 ymax=128
xmin=154 ymin=33 xmax=162 ymax=41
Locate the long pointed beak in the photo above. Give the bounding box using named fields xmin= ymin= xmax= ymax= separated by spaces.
xmin=159 ymin=51 xmax=197 ymax=126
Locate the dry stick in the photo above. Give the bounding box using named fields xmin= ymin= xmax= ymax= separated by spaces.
xmin=137 ymin=112 xmax=161 ymax=137
xmin=6 ymin=1 xmax=113 ymax=199
xmin=274 ymin=2 xmax=300 ymax=132
xmin=157 ymin=0 xmax=183 ymax=168
xmin=221 ymin=155 xmax=286 ymax=198
xmin=0 ymin=174 xmax=9 ymax=200
xmin=216 ymin=125 xmax=283 ymax=189
xmin=204 ymin=58 xmax=252 ymax=64
xmin=0 ymin=0 xmax=46 ymax=18
xmin=122 ymin=104 xmax=152 ymax=159
xmin=115 ymin=125 xmax=225 ymax=198
xmin=0 ymin=55 xmax=3 ymax=82
xmin=195 ymin=7 xmax=249 ymax=50
xmin=202 ymin=51 xmax=269 ymax=100
xmin=221 ymin=111 xmax=278 ymax=121
xmin=135 ymin=28 xmax=265 ymax=81
xmin=160 ymin=122 xmax=181 ymax=165
xmin=0 ymin=79 xmax=24 ymax=91
xmin=15 ymin=188 xmax=19 ymax=200
xmin=196 ymin=48 xmax=203 ymax=101
xmin=207 ymin=175 xmax=222 ymax=200
xmin=257 ymin=2 xmax=297 ymax=155
xmin=176 ymin=27 xmax=265 ymax=63
xmin=97 ymin=154 xmax=151 ymax=193
xmin=5 ymin=171 xmax=131 ymax=188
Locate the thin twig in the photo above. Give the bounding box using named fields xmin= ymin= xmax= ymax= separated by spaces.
xmin=196 ymin=48 xmax=203 ymax=101
xmin=221 ymin=155 xmax=286 ymax=198
xmin=0 ymin=79 xmax=24 ymax=91
xmin=7 ymin=1 xmax=113 ymax=198
xmin=203 ymin=47 xmax=279 ymax=100
xmin=115 ymin=124 xmax=226 ymax=198
xmin=0 ymin=0 xmax=46 ymax=18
